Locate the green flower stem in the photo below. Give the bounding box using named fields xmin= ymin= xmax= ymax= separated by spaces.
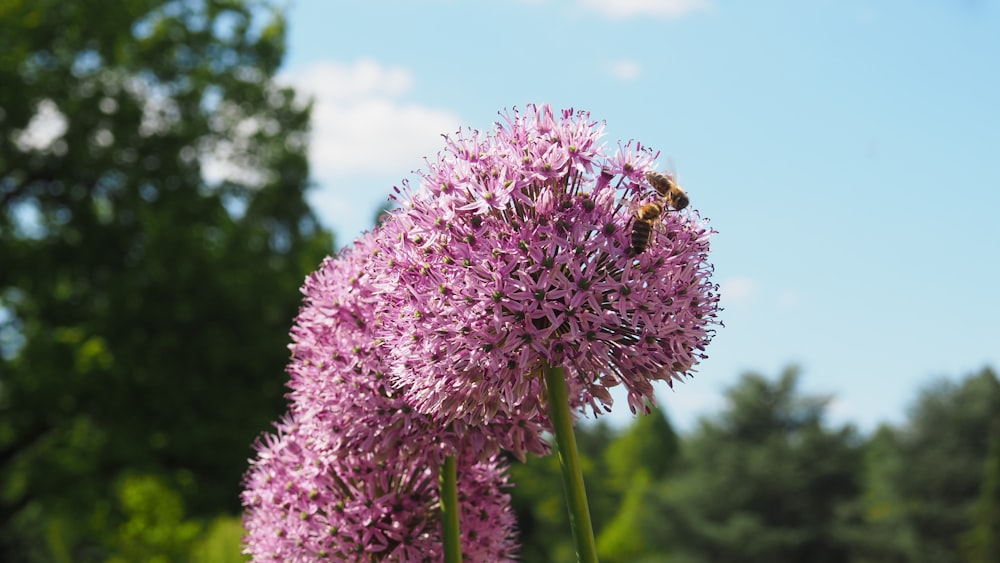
xmin=544 ymin=364 xmax=599 ymax=563
xmin=440 ymin=454 xmax=462 ymax=563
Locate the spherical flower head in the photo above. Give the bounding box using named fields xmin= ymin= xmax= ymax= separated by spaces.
xmin=243 ymin=232 xmax=527 ymax=559
xmin=242 ymin=414 xmax=520 ymax=562
xmin=284 ymin=232 xmax=548 ymax=463
xmin=373 ymin=104 xmax=722 ymax=439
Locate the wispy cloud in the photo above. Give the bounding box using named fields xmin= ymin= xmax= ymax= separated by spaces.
xmin=720 ymin=276 xmax=756 ymax=306
xmin=606 ymin=59 xmax=642 ymax=81
xmin=718 ymin=278 xmax=803 ymax=309
xmin=273 ymin=59 xmax=464 ymax=243
xmin=778 ymin=290 xmax=802 ymax=308
xmin=579 ymin=0 xmax=713 ymax=19
xmin=279 ymin=59 xmax=462 ymax=181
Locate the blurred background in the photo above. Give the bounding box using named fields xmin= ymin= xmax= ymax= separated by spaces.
xmin=1 ymin=0 xmax=997 ymax=561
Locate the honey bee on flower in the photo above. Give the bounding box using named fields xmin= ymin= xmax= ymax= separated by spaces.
xmin=629 ymin=170 xmax=690 ymax=255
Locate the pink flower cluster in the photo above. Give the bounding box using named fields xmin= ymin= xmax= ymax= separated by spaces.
xmin=242 ymin=415 xmax=517 ymax=562
xmin=372 ymin=105 xmax=721 ymax=445
xmin=242 ymin=238 xmax=519 ymax=561
xmin=242 ymin=104 xmax=721 ymax=560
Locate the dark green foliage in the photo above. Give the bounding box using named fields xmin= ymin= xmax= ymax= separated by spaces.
xmin=0 ymin=0 xmax=331 ymax=559
xmin=509 ymin=407 xmax=683 ymax=563
xmin=644 ymin=368 xmax=864 ymax=563
xmin=604 ymin=404 xmax=679 ymax=487
xmin=962 ymin=410 xmax=1000 ymax=562
xmin=838 ymin=425 xmax=914 ymax=562
xmin=509 ymin=420 xmax=620 ymax=563
xmin=883 ymin=368 xmax=1000 ymax=563
xmin=596 ymin=406 xmax=680 ymax=562
xmin=510 ymin=450 xmax=576 ymax=563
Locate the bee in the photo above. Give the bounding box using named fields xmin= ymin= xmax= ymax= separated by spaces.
xmin=645 ymin=170 xmax=689 ymax=211
xmin=630 ymin=200 xmax=664 ymax=255
xmin=629 ymin=170 xmax=690 ymax=255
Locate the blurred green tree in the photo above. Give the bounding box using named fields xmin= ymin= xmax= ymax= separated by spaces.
xmin=882 ymin=368 xmax=1000 ymax=563
xmin=597 ymin=405 xmax=680 ymax=562
xmin=648 ymin=368 xmax=864 ymax=563
xmin=596 ymin=472 xmax=667 ymax=563
xmin=509 ymin=450 xmax=574 ymax=563
xmin=603 ymin=404 xmax=679 ymax=487
xmin=0 ymin=0 xmax=332 ymax=559
xmin=104 ymin=473 xmax=202 ymax=563
xmin=510 ymin=420 xmax=617 ymax=563
xmin=961 ymin=411 xmax=1000 ymax=563
xmin=837 ymin=425 xmax=913 ymax=562
xmin=789 ymin=369 xmax=1000 ymax=563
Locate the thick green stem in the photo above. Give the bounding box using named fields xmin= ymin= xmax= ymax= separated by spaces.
xmin=440 ymin=455 xmax=462 ymax=563
xmin=544 ymin=364 xmax=599 ymax=563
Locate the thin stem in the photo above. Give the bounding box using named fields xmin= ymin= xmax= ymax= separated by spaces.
xmin=440 ymin=455 xmax=462 ymax=563
xmin=544 ymin=364 xmax=599 ymax=563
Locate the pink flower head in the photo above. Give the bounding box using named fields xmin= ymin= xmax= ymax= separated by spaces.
xmin=372 ymin=104 xmax=721 ymax=441
xmin=243 ymin=234 xmax=522 ymax=561
xmin=242 ymin=414 xmax=520 ymax=562
xmin=284 ymin=233 xmax=548 ymax=462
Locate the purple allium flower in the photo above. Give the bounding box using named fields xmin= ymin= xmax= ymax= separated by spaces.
xmin=243 ymin=234 xmax=523 ymax=561
xmin=242 ymin=414 xmax=519 ymax=562
xmin=283 ymin=232 xmax=548 ymax=462
xmin=372 ymin=104 xmax=721 ymax=443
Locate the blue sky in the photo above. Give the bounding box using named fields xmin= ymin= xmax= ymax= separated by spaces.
xmin=276 ymin=0 xmax=1000 ymax=434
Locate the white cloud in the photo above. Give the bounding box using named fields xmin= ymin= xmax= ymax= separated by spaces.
xmin=779 ymin=290 xmax=802 ymax=308
xmin=607 ymin=59 xmax=642 ymax=81
xmin=719 ymin=276 xmax=756 ymax=306
xmin=286 ymin=58 xmax=413 ymax=102
xmin=580 ymin=0 xmax=713 ymax=19
xmin=308 ymin=98 xmax=459 ymax=178
xmin=280 ymin=59 xmax=462 ymax=180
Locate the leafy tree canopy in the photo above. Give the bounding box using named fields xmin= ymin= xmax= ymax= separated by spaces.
xmin=0 ymin=0 xmax=332 ymax=559
xmin=648 ymin=368 xmax=864 ymax=563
